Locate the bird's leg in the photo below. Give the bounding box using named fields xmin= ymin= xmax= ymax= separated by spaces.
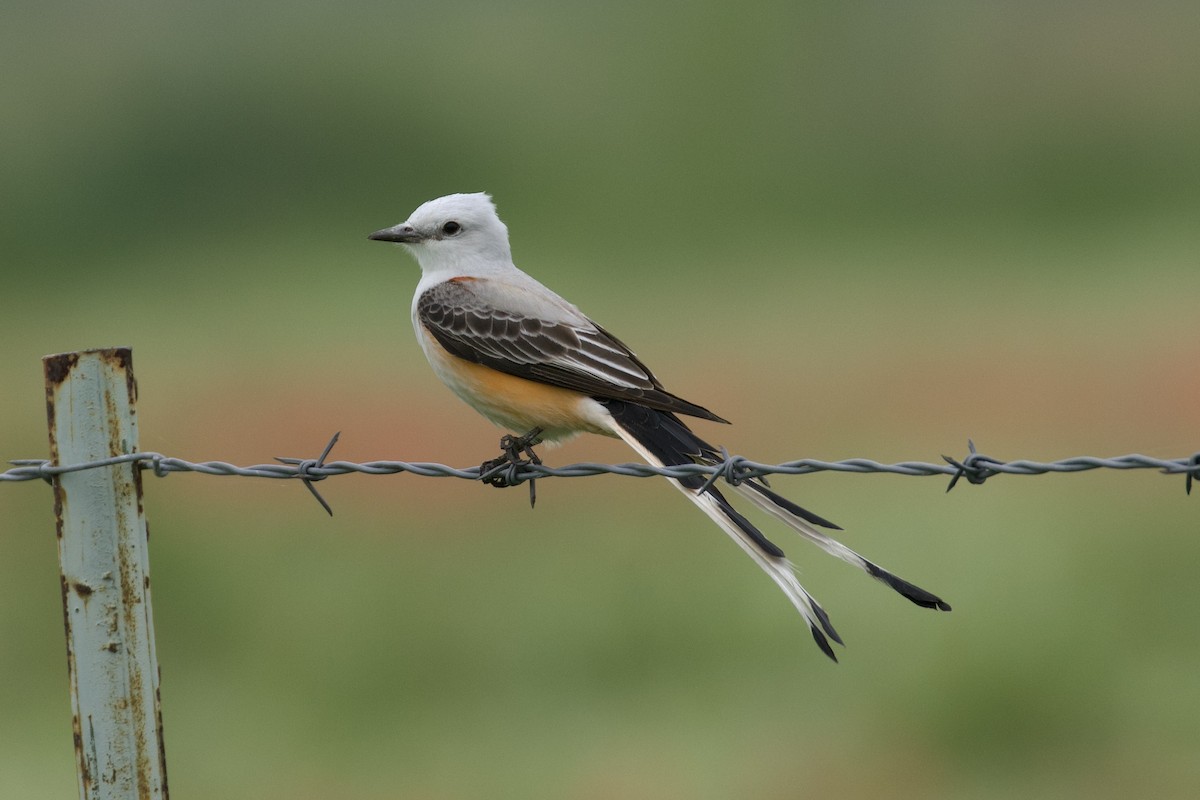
xmin=479 ymin=427 xmax=544 ymax=507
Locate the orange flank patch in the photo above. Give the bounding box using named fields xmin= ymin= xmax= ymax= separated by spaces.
xmin=421 ymin=327 xmax=612 ymax=439
xmin=448 ymin=358 xmax=602 ymax=433
xmin=447 ymin=276 xmax=478 ymax=283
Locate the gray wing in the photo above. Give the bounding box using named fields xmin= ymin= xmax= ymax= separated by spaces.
xmin=417 ymin=279 xmax=728 ymax=423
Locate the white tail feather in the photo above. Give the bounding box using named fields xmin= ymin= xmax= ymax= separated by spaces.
xmin=731 ymin=483 xmax=876 ymax=573
xmin=606 ymin=418 xmax=835 ymax=649
xmin=729 ymin=482 xmax=951 ymax=613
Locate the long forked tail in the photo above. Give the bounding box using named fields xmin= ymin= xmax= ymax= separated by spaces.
xmin=732 ymin=481 xmax=951 ymax=611
xmin=597 ymin=399 xmax=950 ymax=661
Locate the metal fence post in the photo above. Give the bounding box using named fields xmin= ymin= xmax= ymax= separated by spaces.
xmin=45 ymin=348 xmax=168 ymax=800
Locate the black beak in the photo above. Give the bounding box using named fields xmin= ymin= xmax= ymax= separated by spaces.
xmin=368 ymin=224 xmax=422 ymax=243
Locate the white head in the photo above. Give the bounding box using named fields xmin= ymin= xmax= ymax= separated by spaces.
xmin=368 ymin=192 xmax=513 ymax=276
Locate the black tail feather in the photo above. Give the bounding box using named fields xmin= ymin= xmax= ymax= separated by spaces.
xmin=811 ymin=626 xmax=838 ymax=662
xmin=864 ymin=562 xmax=952 ymax=611
xmin=808 ymin=597 xmax=844 ymax=646
xmin=706 ymin=486 xmax=785 ymax=558
xmin=598 ymin=400 xmax=715 ymax=489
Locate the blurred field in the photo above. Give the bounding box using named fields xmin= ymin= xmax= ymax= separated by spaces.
xmin=2 ymin=3 xmax=1199 ymax=799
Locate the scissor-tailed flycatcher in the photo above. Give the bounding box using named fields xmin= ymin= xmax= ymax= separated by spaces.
xmin=369 ymin=192 xmax=949 ymax=660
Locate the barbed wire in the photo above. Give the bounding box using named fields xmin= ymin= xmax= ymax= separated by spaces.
xmin=4 ymin=434 xmax=1197 ymax=514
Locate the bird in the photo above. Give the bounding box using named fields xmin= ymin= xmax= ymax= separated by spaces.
xmin=368 ymin=192 xmax=950 ymax=660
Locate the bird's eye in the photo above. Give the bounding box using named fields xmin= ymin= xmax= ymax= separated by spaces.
xmin=441 ymin=221 xmax=462 ymax=236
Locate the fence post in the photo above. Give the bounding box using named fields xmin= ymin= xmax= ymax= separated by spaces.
xmin=45 ymin=348 xmax=168 ymax=800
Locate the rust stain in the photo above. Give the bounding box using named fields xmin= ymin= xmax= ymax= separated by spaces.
xmin=51 ymin=443 xmax=67 ymax=543
xmin=86 ymin=716 xmax=100 ymax=790
xmin=101 ymin=347 xmax=137 ymax=404
xmin=45 ymin=392 xmax=60 ymax=456
xmin=44 ymin=355 xmax=68 ymax=515
xmin=71 ymin=580 xmax=95 ymax=601
xmin=135 ymin=469 xmax=146 ymax=525
xmin=59 ymin=573 xmax=77 ymax=659
xmin=103 ymin=602 xmax=119 ymax=637
xmin=48 ymin=373 xmax=64 ymax=535
xmin=105 ymin=389 xmax=123 ymax=458
xmin=126 ymin=653 xmax=151 ymax=798
xmin=72 ymin=713 xmax=90 ymax=791
xmin=44 ymin=351 xmax=81 ymax=386
xmin=156 ymin=680 xmax=170 ymax=799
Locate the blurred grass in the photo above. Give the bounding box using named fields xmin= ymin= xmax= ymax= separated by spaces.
xmin=3 ymin=2 xmax=1199 ymax=798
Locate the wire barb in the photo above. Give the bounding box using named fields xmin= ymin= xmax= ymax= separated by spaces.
xmin=274 ymin=432 xmax=341 ymax=516
xmin=943 ymin=439 xmax=1001 ymax=492
xmin=1185 ymin=452 xmax=1200 ymax=496
xmin=696 ymin=447 xmax=761 ymax=497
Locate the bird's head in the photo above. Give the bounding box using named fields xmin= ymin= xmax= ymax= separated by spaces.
xmin=368 ymin=192 xmax=513 ymax=275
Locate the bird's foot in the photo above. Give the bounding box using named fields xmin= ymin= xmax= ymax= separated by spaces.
xmin=479 ymin=427 xmax=544 ymax=507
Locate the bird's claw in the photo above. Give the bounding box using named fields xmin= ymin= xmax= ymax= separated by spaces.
xmin=479 ymin=427 xmax=544 ymax=507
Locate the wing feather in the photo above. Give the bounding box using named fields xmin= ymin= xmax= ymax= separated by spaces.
xmin=417 ymin=279 xmax=727 ymax=423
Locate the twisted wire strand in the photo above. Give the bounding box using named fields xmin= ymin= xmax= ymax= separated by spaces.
xmin=5 ymin=436 xmax=1198 ymax=494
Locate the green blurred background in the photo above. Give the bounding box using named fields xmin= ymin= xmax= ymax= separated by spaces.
xmin=3 ymin=2 xmax=1198 ymax=798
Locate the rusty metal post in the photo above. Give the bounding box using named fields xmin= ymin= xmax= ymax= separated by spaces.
xmin=45 ymin=348 xmax=168 ymax=800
